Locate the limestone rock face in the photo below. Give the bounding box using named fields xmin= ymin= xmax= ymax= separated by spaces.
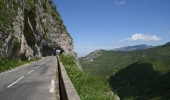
xmin=83 ymin=49 xmax=102 ymax=62
xmin=0 ymin=0 xmax=74 ymax=60
xmin=74 ymin=53 xmax=82 ymax=70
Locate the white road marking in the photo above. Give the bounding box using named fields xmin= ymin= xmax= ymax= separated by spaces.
xmin=27 ymin=70 xmax=34 ymax=74
xmin=41 ymin=63 xmax=43 ymax=65
xmin=49 ymin=80 xmax=55 ymax=93
xmin=25 ymin=64 xmax=30 ymax=66
xmin=7 ymin=76 xmax=24 ymax=88
xmin=35 ymin=66 xmax=40 ymax=69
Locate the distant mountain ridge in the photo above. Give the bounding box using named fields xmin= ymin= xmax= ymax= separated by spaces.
xmin=112 ymin=44 xmax=154 ymax=51
xmin=164 ymin=41 xmax=170 ymax=46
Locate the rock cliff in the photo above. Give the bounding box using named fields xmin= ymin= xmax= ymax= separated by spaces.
xmin=0 ymin=0 xmax=74 ymax=60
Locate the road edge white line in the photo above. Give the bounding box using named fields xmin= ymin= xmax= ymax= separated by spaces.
xmin=49 ymin=80 xmax=55 ymax=93
xmin=7 ymin=76 xmax=24 ymax=88
xmin=8 ymin=68 xmax=18 ymax=73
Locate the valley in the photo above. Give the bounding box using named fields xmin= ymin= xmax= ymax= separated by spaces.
xmin=80 ymin=43 xmax=170 ymax=100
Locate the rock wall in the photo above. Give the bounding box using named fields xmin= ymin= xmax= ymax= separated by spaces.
xmin=0 ymin=0 xmax=74 ymax=60
xmin=74 ymin=52 xmax=82 ymax=70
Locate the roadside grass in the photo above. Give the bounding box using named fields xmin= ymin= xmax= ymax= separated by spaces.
xmin=59 ymin=54 xmax=116 ymax=100
xmin=0 ymin=57 xmax=41 ymax=73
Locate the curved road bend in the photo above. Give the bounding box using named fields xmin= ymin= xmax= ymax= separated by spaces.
xmin=0 ymin=56 xmax=58 ymax=100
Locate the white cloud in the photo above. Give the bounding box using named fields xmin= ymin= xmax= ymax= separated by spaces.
xmin=115 ymin=1 xmax=126 ymax=5
xmin=119 ymin=33 xmax=162 ymax=42
xmin=168 ymin=31 xmax=170 ymax=34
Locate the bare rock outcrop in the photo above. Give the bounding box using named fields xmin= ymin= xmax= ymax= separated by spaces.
xmin=0 ymin=0 xmax=74 ymax=60
xmin=83 ymin=49 xmax=102 ymax=62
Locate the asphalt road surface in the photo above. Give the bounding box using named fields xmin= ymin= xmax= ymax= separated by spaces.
xmin=0 ymin=56 xmax=57 ymax=100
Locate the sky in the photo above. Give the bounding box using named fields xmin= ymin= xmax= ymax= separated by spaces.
xmin=53 ymin=0 xmax=170 ymax=57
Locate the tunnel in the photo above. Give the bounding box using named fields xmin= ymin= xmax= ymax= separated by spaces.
xmin=53 ymin=47 xmax=65 ymax=56
xmin=42 ymin=46 xmax=65 ymax=57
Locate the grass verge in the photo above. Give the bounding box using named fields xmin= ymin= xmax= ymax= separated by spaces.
xmin=0 ymin=57 xmax=41 ymax=73
xmin=59 ymin=54 xmax=116 ymax=100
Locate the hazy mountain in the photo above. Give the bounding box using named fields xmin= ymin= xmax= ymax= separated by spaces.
xmin=112 ymin=44 xmax=154 ymax=51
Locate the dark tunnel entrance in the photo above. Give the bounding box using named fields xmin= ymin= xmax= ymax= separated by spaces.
xmin=43 ymin=46 xmax=65 ymax=57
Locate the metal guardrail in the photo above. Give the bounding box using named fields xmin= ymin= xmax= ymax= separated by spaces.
xmin=57 ymin=56 xmax=81 ymax=100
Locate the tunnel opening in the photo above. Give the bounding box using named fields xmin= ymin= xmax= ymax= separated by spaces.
xmin=55 ymin=50 xmax=61 ymax=55
xmin=54 ymin=47 xmax=65 ymax=56
xmin=42 ymin=46 xmax=64 ymax=57
xmin=43 ymin=46 xmax=53 ymax=57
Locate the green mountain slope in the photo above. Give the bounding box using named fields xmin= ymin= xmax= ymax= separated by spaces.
xmin=110 ymin=59 xmax=170 ymax=100
xmin=80 ymin=44 xmax=170 ymax=78
xmin=80 ymin=43 xmax=170 ymax=99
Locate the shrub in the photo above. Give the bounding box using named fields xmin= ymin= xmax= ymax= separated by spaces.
xmin=44 ymin=32 xmax=48 ymax=40
xmin=28 ymin=0 xmax=36 ymax=13
xmin=13 ymin=37 xmax=19 ymax=44
xmin=43 ymin=2 xmax=47 ymax=12
xmin=43 ymin=28 xmax=51 ymax=41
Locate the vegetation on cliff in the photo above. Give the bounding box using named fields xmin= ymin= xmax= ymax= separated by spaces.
xmin=59 ymin=54 xmax=116 ymax=100
xmin=0 ymin=0 xmax=12 ymax=27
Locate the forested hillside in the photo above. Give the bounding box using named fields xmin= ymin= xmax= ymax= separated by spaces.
xmin=80 ymin=43 xmax=170 ymax=78
xmin=110 ymin=59 xmax=170 ymax=99
xmin=80 ymin=43 xmax=170 ymax=99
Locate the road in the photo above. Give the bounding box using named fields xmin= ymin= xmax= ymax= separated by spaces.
xmin=0 ymin=56 xmax=58 ymax=100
